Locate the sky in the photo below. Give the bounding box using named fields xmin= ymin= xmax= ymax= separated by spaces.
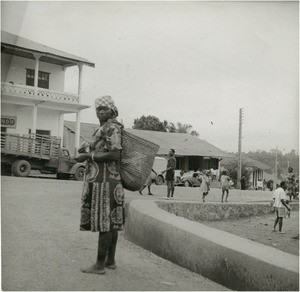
xmin=1 ymin=0 xmax=299 ymax=154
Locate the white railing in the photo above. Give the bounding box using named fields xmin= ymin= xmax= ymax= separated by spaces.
xmin=1 ymin=82 xmax=80 ymax=104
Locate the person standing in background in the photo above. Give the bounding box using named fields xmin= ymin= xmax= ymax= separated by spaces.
xmin=139 ymin=169 xmax=157 ymax=196
xmin=162 ymin=148 xmax=176 ymax=199
xmin=273 ymin=181 xmax=290 ymax=234
xmin=220 ymin=170 xmax=231 ymax=203
xmin=199 ymin=170 xmax=211 ymax=203
xmin=286 ymin=167 xmax=296 ymax=201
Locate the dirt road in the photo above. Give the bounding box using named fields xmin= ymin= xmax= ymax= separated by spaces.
xmin=1 ymin=176 xmax=228 ymax=291
xmin=2 ymin=175 xmax=298 ymax=290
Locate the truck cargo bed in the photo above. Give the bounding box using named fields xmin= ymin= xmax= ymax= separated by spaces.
xmin=1 ymin=133 xmax=61 ymax=161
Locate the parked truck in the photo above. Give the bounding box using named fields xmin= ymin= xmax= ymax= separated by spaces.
xmin=1 ymin=132 xmax=85 ymax=180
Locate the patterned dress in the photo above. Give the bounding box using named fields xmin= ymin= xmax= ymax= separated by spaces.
xmin=80 ymin=119 xmax=125 ymax=232
xmin=286 ymin=172 xmax=296 ymax=198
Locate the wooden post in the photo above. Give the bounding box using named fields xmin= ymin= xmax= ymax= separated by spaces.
xmin=237 ymin=108 xmax=244 ymax=189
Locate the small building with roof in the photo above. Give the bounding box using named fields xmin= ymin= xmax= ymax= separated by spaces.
xmin=221 ymin=156 xmax=273 ymax=190
xmin=64 ymin=121 xmax=233 ymax=172
xmin=1 ymin=31 xmax=94 ymax=151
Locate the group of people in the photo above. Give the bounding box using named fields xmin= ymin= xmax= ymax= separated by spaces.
xmin=271 ymin=166 xmax=300 ymax=234
xmin=271 ymin=166 xmax=298 ymax=235
xmin=198 ymin=170 xmax=232 ymax=203
xmin=139 ymin=156 xmax=234 ymax=203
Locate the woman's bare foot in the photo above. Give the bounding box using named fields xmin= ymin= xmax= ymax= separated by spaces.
xmin=80 ymin=264 xmax=106 ymax=274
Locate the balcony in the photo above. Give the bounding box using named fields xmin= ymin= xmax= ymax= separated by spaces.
xmin=1 ymin=82 xmax=80 ymax=104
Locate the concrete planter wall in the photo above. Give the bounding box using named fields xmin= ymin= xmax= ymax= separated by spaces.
xmin=124 ymin=200 xmax=299 ymax=291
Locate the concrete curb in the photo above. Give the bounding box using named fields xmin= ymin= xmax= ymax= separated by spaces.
xmin=124 ymin=200 xmax=299 ymax=291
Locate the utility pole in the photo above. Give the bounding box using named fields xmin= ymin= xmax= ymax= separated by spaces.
xmin=275 ymin=146 xmax=278 ymax=179
xmin=237 ymin=107 xmax=244 ymax=189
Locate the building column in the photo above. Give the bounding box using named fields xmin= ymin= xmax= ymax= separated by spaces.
xmin=32 ymin=103 xmax=38 ymax=134
xmin=77 ymin=63 xmax=83 ymax=102
xmin=58 ymin=113 xmax=64 ymax=146
xmin=74 ymin=63 xmax=83 ymax=154
xmin=33 ymin=53 xmax=42 ymax=95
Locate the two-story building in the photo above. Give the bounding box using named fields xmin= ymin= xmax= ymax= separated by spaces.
xmin=1 ymin=31 xmax=94 ymax=153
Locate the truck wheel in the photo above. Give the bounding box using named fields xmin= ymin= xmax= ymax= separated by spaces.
xmin=155 ymin=175 xmax=164 ymax=185
xmin=74 ymin=167 xmax=85 ymax=181
xmin=12 ymin=160 xmax=31 ymax=177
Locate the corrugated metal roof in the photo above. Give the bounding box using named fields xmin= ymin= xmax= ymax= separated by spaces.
xmin=264 ymin=172 xmax=280 ymax=183
xmin=1 ymin=31 xmax=95 ymax=67
xmin=64 ymin=121 xmax=232 ymax=158
xmin=126 ymin=129 xmax=232 ymax=158
xmin=221 ymin=156 xmax=271 ymax=170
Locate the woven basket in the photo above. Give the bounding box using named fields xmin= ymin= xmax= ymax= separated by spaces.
xmin=120 ymin=130 xmax=159 ymax=191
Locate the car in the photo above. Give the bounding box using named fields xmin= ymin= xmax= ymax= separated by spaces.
xmin=150 ymin=157 xmax=185 ymax=186
xmin=181 ymin=171 xmax=202 ymax=187
xmin=151 ymin=156 xmax=168 ymax=185
xmin=174 ymin=170 xmax=184 ymax=186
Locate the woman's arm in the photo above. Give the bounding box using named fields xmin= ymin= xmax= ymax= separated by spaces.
xmin=75 ymin=150 xmax=120 ymax=163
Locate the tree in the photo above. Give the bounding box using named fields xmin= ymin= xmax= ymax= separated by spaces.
xmin=132 ymin=115 xmax=168 ymax=132
xmin=166 ymin=122 xmax=176 ymax=133
xmin=225 ymin=161 xmax=251 ymax=189
xmin=190 ymin=130 xmax=199 ymax=138
xmin=166 ymin=122 xmax=199 ymax=137
xmin=132 ymin=116 xmax=200 ymax=137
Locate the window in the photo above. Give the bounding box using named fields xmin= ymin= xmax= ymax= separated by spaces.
xmin=26 ymin=69 xmax=50 ymax=89
xmin=29 ymin=129 xmax=51 ymax=136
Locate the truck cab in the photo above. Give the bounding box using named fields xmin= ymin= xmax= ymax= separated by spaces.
xmin=56 ymin=148 xmax=85 ymax=181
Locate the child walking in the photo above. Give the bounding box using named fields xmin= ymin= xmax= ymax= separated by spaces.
xmin=220 ymin=170 xmax=230 ymax=203
xmin=199 ymin=170 xmax=211 ymax=203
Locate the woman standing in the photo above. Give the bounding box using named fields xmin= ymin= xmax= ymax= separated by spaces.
xmin=75 ymin=95 xmax=124 ymax=275
xmin=286 ymin=167 xmax=296 ymax=201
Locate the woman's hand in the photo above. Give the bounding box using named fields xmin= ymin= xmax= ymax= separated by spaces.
xmin=75 ymin=153 xmax=91 ymax=163
xmin=78 ymin=147 xmax=87 ymax=154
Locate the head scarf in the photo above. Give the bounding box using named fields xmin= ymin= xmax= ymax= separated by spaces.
xmin=95 ymin=95 xmax=118 ymax=118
